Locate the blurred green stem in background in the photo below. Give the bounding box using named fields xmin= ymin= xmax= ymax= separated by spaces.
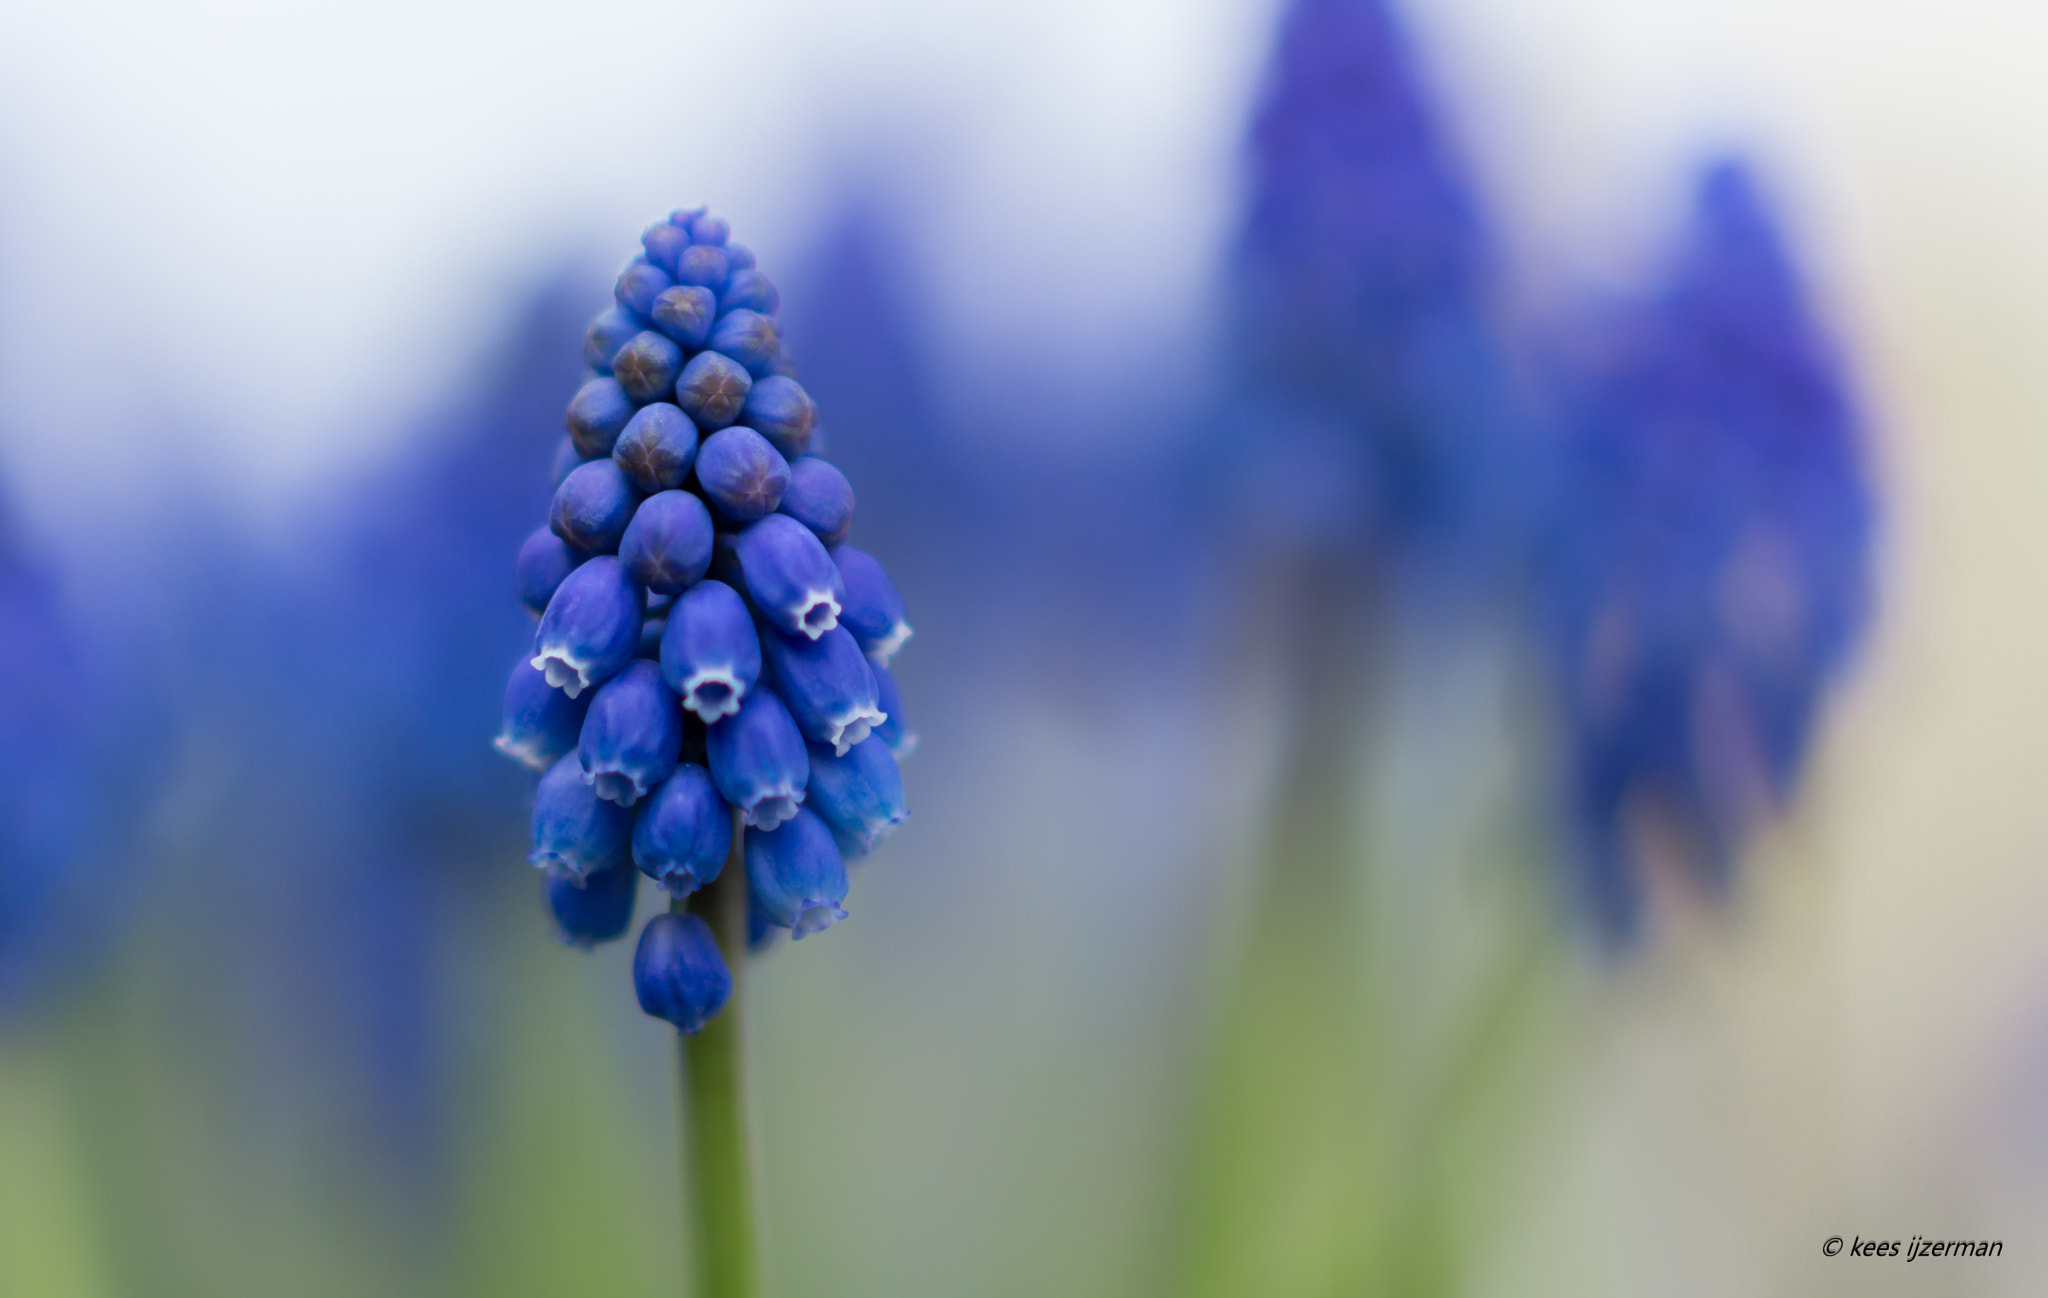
xmin=0 ymin=1040 xmax=113 ymax=1298
xmin=681 ymin=821 xmax=762 ymax=1298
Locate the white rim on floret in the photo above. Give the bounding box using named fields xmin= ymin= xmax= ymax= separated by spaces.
xmin=493 ymin=730 xmax=553 ymax=772
xmin=793 ymin=589 xmax=842 ymax=640
xmin=791 ymin=901 xmax=849 ymax=938
xmin=823 ymin=704 xmax=888 ymax=757
xmin=587 ymin=766 xmax=649 ymax=807
xmin=745 ymin=790 xmax=803 ymax=832
xmin=867 ymin=620 xmax=914 ymax=667
xmin=852 ymin=807 xmax=909 ymax=853
xmin=681 ymin=665 xmax=748 ymax=722
xmin=532 ymin=649 xmax=599 ymax=698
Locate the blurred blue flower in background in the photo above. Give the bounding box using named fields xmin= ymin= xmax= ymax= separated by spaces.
xmin=1540 ymin=159 xmax=1875 ymax=943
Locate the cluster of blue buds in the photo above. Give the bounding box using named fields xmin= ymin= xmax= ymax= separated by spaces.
xmin=496 ymin=207 xmax=915 ymax=1033
xmin=1544 ymin=161 xmax=1873 ymax=943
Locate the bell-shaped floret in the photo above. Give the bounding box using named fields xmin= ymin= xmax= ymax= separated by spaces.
xmin=674 ymin=245 xmax=730 ymax=293
xmin=684 ymin=212 xmax=730 ymax=246
xmin=651 ymin=284 xmax=716 ymax=349
xmin=551 ymin=459 xmax=642 ymax=555
xmin=533 ymin=555 xmax=645 ymax=698
xmin=632 ymin=763 xmax=732 ymax=895
xmin=516 ymin=526 xmax=582 ymax=615
xmin=735 ymin=514 xmax=843 ymax=640
xmin=612 ymin=402 xmax=699 ymax=493
xmin=745 ymin=808 xmax=848 ymax=938
xmin=720 ymin=269 xmax=780 ymax=318
xmin=529 ymin=751 xmax=634 ymax=881
xmin=871 ymin=662 xmax=919 ymax=758
xmin=577 ymin=660 xmax=682 ymax=806
xmin=583 ymin=307 xmax=640 ymax=373
xmin=495 ymin=654 xmax=592 ymax=770
xmin=805 ymin=734 xmax=907 ymax=859
xmin=616 ymin=260 xmax=672 ymax=317
xmin=738 ymin=375 xmax=814 ymax=459
xmin=708 ymin=310 xmax=781 ymax=377
xmin=659 ymin=580 xmax=760 ymax=722
xmin=695 ymin=427 xmax=789 ymax=522
xmin=633 ymin=911 xmax=732 ymax=1034
xmin=706 ymin=688 xmax=807 ymax=830
xmin=620 ymin=490 xmax=714 ymax=595
xmin=723 ymin=244 xmax=757 ymax=271
xmin=833 ymin=545 xmax=912 ymax=664
xmin=675 ymin=351 xmax=752 ymax=430
xmin=762 ymin=626 xmax=884 ymax=756
xmin=566 ymin=376 xmax=635 ymax=457
xmin=778 ymin=458 xmax=855 ymax=548
xmin=642 ymin=220 xmax=688 ymax=275
xmin=612 ymin=331 xmax=684 ymax=403
xmin=545 ymin=859 xmax=639 ymax=949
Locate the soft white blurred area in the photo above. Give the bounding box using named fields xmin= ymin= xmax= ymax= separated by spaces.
xmin=3 ymin=0 xmax=2047 ymax=1292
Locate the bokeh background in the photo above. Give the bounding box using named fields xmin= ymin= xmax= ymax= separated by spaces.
xmin=1 ymin=1 xmax=2045 ymax=1296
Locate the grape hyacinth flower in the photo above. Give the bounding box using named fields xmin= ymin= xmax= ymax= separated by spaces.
xmin=1542 ymin=159 xmax=1873 ymax=943
xmin=495 ymin=206 xmax=918 ymax=1295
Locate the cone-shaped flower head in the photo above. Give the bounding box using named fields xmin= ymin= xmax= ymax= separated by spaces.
xmin=745 ymin=808 xmax=849 ymax=937
xmin=631 ymin=763 xmax=732 ymax=896
xmin=1543 ymin=159 xmax=1874 ymax=943
xmin=546 ymin=859 xmax=639 ymax=949
xmin=499 ymin=206 xmax=917 ymax=1030
xmin=633 ymin=911 xmax=732 ymax=1034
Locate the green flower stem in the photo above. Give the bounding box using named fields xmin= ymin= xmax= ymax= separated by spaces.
xmin=679 ymin=816 xmax=761 ymax=1298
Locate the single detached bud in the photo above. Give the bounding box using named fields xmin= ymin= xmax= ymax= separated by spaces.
xmin=633 ymin=911 xmax=732 ymax=1034
xmin=762 ymin=626 xmax=884 ymax=756
xmin=642 ymin=220 xmax=689 ymax=275
xmin=583 ymin=307 xmax=641 ymax=373
xmin=631 ymin=763 xmax=732 ymax=895
xmin=533 ymin=555 xmax=646 ymax=698
xmin=530 ymin=751 xmax=635 ymax=880
xmin=746 ymin=808 xmax=849 ymax=937
xmin=551 ymin=459 xmax=641 ymax=555
xmin=516 ymin=526 xmax=583 ymax=615
xmin=685 ymin=212 xmax=731 ymax=246
xmin=659 ymin=579 xmax=761 ymax=722
xmin=695 ymin=426 xmax=790 ymax=523
xmin=723 ymin=243 xmax=757 ymax=272
xmin=620 ymin=490 xmax=715 ymax=595
xmin=778 ymin=458 xmax=855 ymax=548
xmin=674 ymin=245 xmax=730 ymax=293
xmin=720 ymin=269 xmax=779 ymax=317
xmin=550 ymin=436 xmax=582 ymax=487
xmin=495 ymin=655 xmax=592 ymax=771
xmin=612 ymin=402 xmax=700 ymax=493
xmin=612 ymin=331 xmax=684 ymax=403
xmin=735 ymin=513 xmax=844 ymax=640
xmin=545 ymin=859 xmax=639 ymax=949
xmin=566 ymin=377 xmax=636 ymax=458
xmin=805 ymin=734 xmax=908 ymax=859
xmin=675 ymin=351 xmax=752 ymax=430
xmin=872 ymin=661 xmax=919 ymax=757
xmin=739 ymin=375 xmax=815 ymax=459
xmin=708 ymin=309 xmax=781 ymax=377
xmin=651 ymin=285 xmax=716 ymax=349
xmin=707 ymin=687 xmax=807 ymax=830
xmin=833 ymin=545 xmax=912 ymax=664
xmin=578 ymin=660 xmax=682 ymax=806
xmin=616 ymin=260 xmax=673 ymax=318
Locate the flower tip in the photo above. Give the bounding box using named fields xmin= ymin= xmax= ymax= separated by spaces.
xmin=493 ymin=730 xmax=551 ymax=771
xmin=796 ymin=591 xmax=842 ymax=639
xmin=680 ymin=666 xmax=748 ymax=722
xmin=790 ymin=901 xmax=849 ymax=938
xmin=867 ymin=621 xmax=913 ymax=667
xmin=746 ymin=793 xmax=803 ymax=832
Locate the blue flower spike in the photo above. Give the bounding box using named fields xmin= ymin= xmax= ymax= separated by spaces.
xmin=620 ymin=490 xmax=715 ymax=594
xmin=708 ymin=309 xmax=782 ymax=377
xmin=695 ymin=426 xmax=790 ymax=522
xmin=707 ymin=687 xmax=809 ymax=831
xmin=778 ymin=458 xmax=855 ymax=548
xmin=634 ymin=911 xmax=732 ymax=1034
xmin=530 ymin=751 xmax=636 ymax=881
xmin=675 ymin=351 xmax=753 ymax=430
xmin=533 ymin=555 xmax=646 ymax=698
xmin=583 ymin=306 xmax=641 ymax=374
xmin=566 ymin=376 xmax=636 ymax=457
xmin=659 ymin=579 xmax=761 ymax=722
xmin=745 ymin=808 xmax=849 ymax=937
xmin=496 ymin=655 xmax=592 ymax=771
xmin=805 ymin=735 xmax=908 ymax=859
xmin=551 ymin=459 xmax=641 ymax=554
xmin=612 ymin=331 xmax=685 ymax=403
xmin=674 ymin=245 xmax=731 ymax=294
xmin=642 ymin=220 xmax=689 ymax=274
xmin=632 ymin=763 xmax=733 ymax=896
xmin=516 ymin=526 xmax=582 ymax=615
xmin=612 ymin=402 xmax=700 ymax=493
xmin=833 ymin=545 xmax=912 ymax=663
xmin=652 ymin=285 xmax=717 ymax=349
xmin=546 ymin=860 xmax=639 ymax=949
xmin=738 ymin=375 xmax=814 ymax=459
xmin=761 ymin=626 xmax=884 ymax=756
xmin=617 ymin=260 xmax=673 ymax=318
xmin=685 ymin=212 xmax=730 ymax=246
xmin=720 ymin=269 xmax=780 ymax=319
xmin=735 ymin=513 xmax=844 ymax=640
xmin=578 ymin=660 xmax=683 ymax=807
